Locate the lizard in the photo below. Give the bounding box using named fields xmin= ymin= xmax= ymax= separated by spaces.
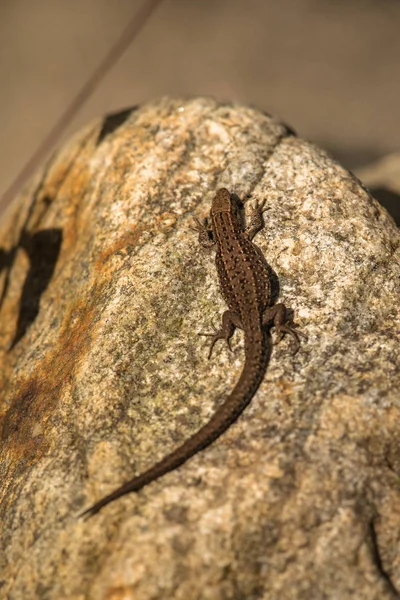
xmin=80 ymin=187 xmax=301 ymax=518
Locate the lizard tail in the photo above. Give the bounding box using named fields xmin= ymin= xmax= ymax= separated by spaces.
xmin=80 ymin=333 xmax=270 ymax=518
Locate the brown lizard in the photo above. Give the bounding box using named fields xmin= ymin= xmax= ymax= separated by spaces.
xmin=80 ymin=188 xmax=301 ymax=518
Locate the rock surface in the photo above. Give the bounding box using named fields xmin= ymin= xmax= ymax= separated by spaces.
xmin=1 ymin=97 xmax=399 ymax=600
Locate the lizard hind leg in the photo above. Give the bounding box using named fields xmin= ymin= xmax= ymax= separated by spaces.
xmin=263 ymin=303 xmax=305 ymax=354
xmin=199 ymin=310 xmax=242 ymax=359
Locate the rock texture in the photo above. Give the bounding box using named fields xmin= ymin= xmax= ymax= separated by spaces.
xmin=1 ymin=97 xmax=399 ymax=600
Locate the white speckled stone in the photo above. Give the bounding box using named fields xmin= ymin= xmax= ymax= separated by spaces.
xmin=1 ymin=97 xmax=399 ymax=600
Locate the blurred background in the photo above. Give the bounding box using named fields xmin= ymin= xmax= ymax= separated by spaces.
xmin=1 ymin=0 xmax=399 ymax=222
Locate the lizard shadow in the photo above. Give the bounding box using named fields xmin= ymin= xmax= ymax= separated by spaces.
xmin=369 ymin=186 xmax=400 ymax=226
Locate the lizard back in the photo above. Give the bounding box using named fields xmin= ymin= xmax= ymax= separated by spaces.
xmin=211 ymin=194 xmax=271 ymax=333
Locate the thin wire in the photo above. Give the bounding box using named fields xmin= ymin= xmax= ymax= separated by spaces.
xmin=0 ymin=0 xmax=164 ymax=215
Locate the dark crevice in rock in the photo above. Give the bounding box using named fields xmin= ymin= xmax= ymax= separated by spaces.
xmin=96 ymin=106 xmax=138 ymax=146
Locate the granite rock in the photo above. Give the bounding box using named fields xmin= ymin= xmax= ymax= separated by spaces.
xmin=1 ymin=97 xmax=399 ymax=600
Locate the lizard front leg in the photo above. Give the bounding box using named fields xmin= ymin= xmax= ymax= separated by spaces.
xmin=245 ymin=198 xmax=268 ymax=241
xmin=191 ymin=216 xmax=216 ymax=249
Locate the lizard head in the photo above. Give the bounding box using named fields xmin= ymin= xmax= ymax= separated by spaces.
xmin=211 ymin=188 xmax=242 ymax=215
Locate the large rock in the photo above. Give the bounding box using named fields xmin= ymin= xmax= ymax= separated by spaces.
xmin=1 ymin=97 xmax=399 ymax=600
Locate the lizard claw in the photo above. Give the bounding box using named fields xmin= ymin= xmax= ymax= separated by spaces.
xmin=198 ymin=321 xmax=233 ymax=359
xmin=190 ymin=217 xmax=207 ymax=233
xmin=198 ymin=330 xmax=222 ymax=359
xmin=253 ymin=198 xmax=268 ymax=214
xmin=192 ymin=217 xmax=216 ymax=248
xmin=274 ymin=324 xmax=303 ymax=355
